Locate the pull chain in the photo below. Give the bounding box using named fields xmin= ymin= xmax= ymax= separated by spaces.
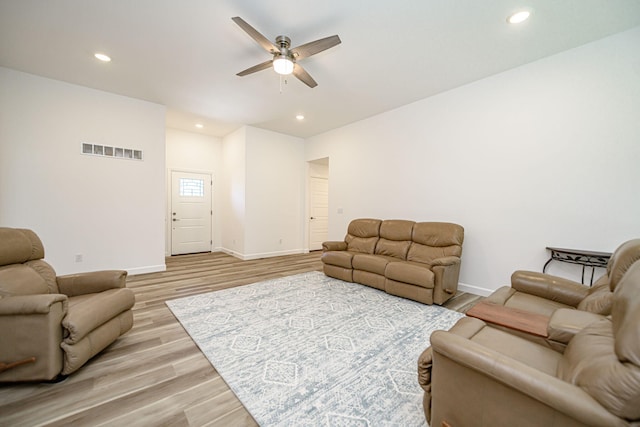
xmin=279 ymin=75 xmax=288 ymax=94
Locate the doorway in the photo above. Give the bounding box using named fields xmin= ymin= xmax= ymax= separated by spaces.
xmin=170 ymin=170 xmax=212 ymax=255
xmin=308 ymin=158 xmax=329 ymax=251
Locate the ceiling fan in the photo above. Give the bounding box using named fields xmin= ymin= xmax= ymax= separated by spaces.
xmin=232 ymin=16 xmax=341 ymax=88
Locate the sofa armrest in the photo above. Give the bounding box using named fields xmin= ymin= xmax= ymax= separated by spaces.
xmin=431 ymin=259 xmax=462 ymax=301
xmin=57 ymin=270 xmax=127 ymax=297
xmin=429 ymin=256 xmax=460 ymax=267
xmin=322 ymin=241 xmax=347 ymax=252
xmin=547 ymin=309 xmax=605 ymax=345
xmin=511 ymin=270 xmax=588 ymax=307
xmin=430 ymin=330 xmax=621 ymax=427
xmin=0 ymin=294 xmax=68 ymax=315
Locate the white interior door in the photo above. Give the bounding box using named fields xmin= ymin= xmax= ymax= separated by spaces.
xmin=171 ymin=171 xmax=212 ymax=255
xmin=309 ymin=177 xmax=328 ymax=251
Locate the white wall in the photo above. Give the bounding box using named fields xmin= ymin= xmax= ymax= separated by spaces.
xmin=165 ymin=128 xmax=223 ymax=253
xmin=221 ymin=127 xmax=247 ymax=256
xmin=306 ymin=27 xmax=640 ymax=294
xmin=0 ymin=67 xmax=166 ymax=275
xmin=244 ymin=126 xmax=305 ymax=258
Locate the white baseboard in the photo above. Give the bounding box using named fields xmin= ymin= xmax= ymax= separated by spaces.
xmin=458 ymin=282 xmax=493 ymax=297
xmin=127 ymin=264 xmax=166 ymax=275
xmin=220 ymin=248 xmax=306 ymax=261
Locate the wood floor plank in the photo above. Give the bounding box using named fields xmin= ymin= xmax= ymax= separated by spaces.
xmin=0 ymin=251 xmax=481 ymax=426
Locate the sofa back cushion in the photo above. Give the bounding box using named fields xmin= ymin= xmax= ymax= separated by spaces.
xmin=345 ymin=218 xmax=381 ymax=254
xmin=607 ymin=239 xmax=640 ymax=291
xmin=558 ymin=260 xmax=640 ymax=420
xmin=375 ymin=220 xmax=414 ymax=259
xmin=407 ymin=222 xmax=464 ymax=264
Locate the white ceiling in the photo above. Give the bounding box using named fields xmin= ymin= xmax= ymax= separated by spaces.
xmin=1 ymin=0 xmax=640 ymax=138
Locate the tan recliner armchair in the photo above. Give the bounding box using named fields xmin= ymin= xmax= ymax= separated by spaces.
xmin=418 ymin=259 xmax=640 ymax=427
xmin=485 ymin=239 xmax=640 ymax=316
xmin=0 ymin=228 xmax=135 ymax=382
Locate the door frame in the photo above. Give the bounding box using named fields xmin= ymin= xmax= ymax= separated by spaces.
xmin=167 ymin=168 xmax=214 ymax=256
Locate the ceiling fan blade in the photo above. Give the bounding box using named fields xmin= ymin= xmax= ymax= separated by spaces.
xmin=232 ymin=17 xmax=278 ymax=54
xmin=237 ymin=59 xmax=273 ymax=76
xmin=292 ymin=63 xmax=318 ymax=88
xmin=291 ymin=35 xmax=341 ymax=60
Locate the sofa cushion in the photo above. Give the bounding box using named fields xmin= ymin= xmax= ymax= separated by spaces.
xmin=385 ymin=261 xmax=435 ymax=288
xmin=353 ymin=254 xmax=394 ymax=275
xmin=407 ymin=222 xmax=463 ymax=264
xmin=346 ymin=236 xmax=378 ymax=254
xmin=374 ymin=219 xmax=413 ymax=259
xmin=345 ymin=219 xmax=381 ymax=254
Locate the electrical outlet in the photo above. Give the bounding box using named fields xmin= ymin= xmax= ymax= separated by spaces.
xmin=75 ymin=254 xmax=83 ymax=262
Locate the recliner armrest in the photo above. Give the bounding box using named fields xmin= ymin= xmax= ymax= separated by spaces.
xmin=322 ymin=241 xmax=347 ymax=252
xmin=57 ymin=270 xmax=127 ymax=297
xmin=547 ymin=309 xmax=605 ymax=345
xmin=431 ymin=330 xmax=621 ymax=427
xmin=511 ymin=270 xmax=588 ymax=307
xmin=0 ymin=294 xmax=68 ymax=315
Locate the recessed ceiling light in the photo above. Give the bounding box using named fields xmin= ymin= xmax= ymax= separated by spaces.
xmin=195 ymin=123 xmax=204 ymax=129
xmin=507 ymin=10 xmax=531 ymax=24
xmin=94 ymin=52 xmax=111 ymax=62
xmin=295 ymin=114 xmax=305 ymax=121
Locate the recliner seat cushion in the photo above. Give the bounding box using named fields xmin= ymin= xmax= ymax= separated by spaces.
xmin=485 ymin=286 xmax=572 ymax=317
xmin=386 ymin=261 xmax=435 ymax=288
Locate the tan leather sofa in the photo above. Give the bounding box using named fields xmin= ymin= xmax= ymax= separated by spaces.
xmin=0 ymin=228 xmax=135 ymax=382
xmin=485 ymin=239 xmax=640 ymax=316
xmin=321 ymin=219 xmax=464 ymax=305
xmin=418 ymin=259 xmax=640 ymax=427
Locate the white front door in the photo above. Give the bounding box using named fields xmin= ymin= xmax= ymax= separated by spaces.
xmin=309 ymin=177 xmax=328 ymax=251
xmin=171 ymin=171 xmax=212 ymax=255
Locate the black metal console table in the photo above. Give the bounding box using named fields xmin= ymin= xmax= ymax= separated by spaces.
xmin=543 ymin=247 xmax=612 ymax=286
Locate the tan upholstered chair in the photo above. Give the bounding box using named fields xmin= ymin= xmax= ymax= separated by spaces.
xmin=418 ymin=259 xmax=640 ymax=427
xmin=485 ymin=239 xmax=640 ymax=317
xmin=0 ymin=228 xmax=134 ymax=382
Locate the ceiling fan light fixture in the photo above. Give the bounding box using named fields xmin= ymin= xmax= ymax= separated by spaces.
xmin=273 ymin=55 xmax=294 ymax=75
xmin=507 ymin=10 xmax=531 ymax=24
xmin=94 ymin=52 xmax=111 ymax=62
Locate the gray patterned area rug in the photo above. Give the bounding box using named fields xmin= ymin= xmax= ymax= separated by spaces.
xmin=166 ymin=271 xmax=464 ymax=426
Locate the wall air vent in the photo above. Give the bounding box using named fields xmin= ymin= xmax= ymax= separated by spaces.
xmin=81 ymin=142 xmax=143 ymax=161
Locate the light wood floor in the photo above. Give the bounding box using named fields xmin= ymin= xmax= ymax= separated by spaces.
xmin=0 ymin=251 xmax=481 ymax=427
